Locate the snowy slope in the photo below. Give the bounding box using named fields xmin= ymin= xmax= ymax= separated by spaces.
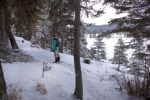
xmin=2 ymin=36 xmax=142 ymax=100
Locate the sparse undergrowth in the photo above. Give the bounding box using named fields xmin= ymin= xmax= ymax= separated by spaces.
xmin=7 ymin=84 xmax=23 ymax=100
xmin=0 ymin=49 xmax=34 ymax=63
xmin=112 ymin=72 xmax=150 ymax=99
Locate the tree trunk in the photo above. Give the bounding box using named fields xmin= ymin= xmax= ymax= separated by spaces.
xmin=73 ymin=0 xmax=83 ymax=99
xmin=27 ymin=25 xmax=33 ymax=40
xmin=4 ymin=2 xmax=19 ymax=50
xmin=59 ymin=36 xmax=63 ymax=53
xmin=41 ymin=20 xmax=46 ymax=49
xmin=15 ymin=22 xmax=24 ymax=37
xmin=118 ymin=56 xmax=120 ymax=71
xmin=71 ymin=34 xmax=74 ymax=55
xmin=0 ymin=0 xmax=9 ymax=50
xmin=0 ymin=61 xmax=8 ymax=100
xmin=7 ymin=31 xmax=19 ymax=50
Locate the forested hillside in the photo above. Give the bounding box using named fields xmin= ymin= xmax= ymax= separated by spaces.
xmin=0 ymin=0 xmax=150 ymax=100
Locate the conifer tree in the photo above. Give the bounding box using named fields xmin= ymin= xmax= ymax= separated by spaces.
xmin=5 ymin=0 xmax=19 ymax=50
xmin=0 ymin=1 xmax=8 ymax=99
xmin=14 ymin=0 xmax=43 ymax=40
xmin=0 ymin=0 xmax=19 ymax=50
xmin=129 ymin=39 xmax=150 ymax=75
xmin=80 ymin=31 xmax=89 ymax=58
xmin=103 ymin=0 xmax=150 ymax=39
xmin=0 ymin=0 xmax=9 ymax=50
xmin=73 ymin=0 xmax=83 ymax=99
xmin=93 ymin=37 xmax=106 ymax=60
xmin=49 ymin=0 xmax=74 ymax=52
xmin=112 ymin=38 xmax=128 ymax=71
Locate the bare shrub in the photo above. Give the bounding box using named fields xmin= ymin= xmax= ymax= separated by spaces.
xmin=112 ymin=71 xmax=150 ymax=98
xmin=36 ymin=83 xmax=48 ymax=94
xmin=7 ymin=84 xmax=23 ymax=100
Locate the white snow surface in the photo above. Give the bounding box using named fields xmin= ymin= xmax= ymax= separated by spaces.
xmin=2 ymin=36 xmax=142 ymax=100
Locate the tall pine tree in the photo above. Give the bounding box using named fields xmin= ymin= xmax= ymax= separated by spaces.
xmin=111 ymin=38 xmax=128 ymax=71
xmin=0 ymin=0 xmax=8 ymax=50
xmin=92 ymin=37 xmax=106 ymax=61
xmin=73 ymin=0 xmax=83 ymax=99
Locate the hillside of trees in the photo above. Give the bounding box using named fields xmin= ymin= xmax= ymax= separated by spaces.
xmin=0 ymin=0 xmax=150 ymax=100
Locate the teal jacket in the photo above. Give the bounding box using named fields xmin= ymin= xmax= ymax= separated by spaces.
xmin=52 ymin=38 xmax=59 ymax=51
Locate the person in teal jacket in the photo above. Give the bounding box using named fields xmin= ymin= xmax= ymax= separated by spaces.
xmin=52 ymin=35 xmax=60 ymax=63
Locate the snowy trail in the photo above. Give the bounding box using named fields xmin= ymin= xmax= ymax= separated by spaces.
xmin=2 ymin=37 xmax=144 ymax=100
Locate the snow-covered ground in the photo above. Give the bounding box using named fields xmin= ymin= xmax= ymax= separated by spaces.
xmin=2 ymin=36 xmax=143 ymax=100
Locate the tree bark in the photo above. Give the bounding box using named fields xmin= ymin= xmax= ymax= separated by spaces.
xmin=0 ymin=61 xmax=8 ymax=100
xmin=73 ymin=0 xmax=83 ymax=99
xmin=118 ymin=55 xmax=120 ymax=71
xmin=59 ymin=36 xmax=63 ymax=53
xmin=26 ymin=25 xmax=33 ymax=40
xmin=4 ymin=2 xmax=19 ymax=50
xmin=0 ymin=0 xmax=9 ymax=50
